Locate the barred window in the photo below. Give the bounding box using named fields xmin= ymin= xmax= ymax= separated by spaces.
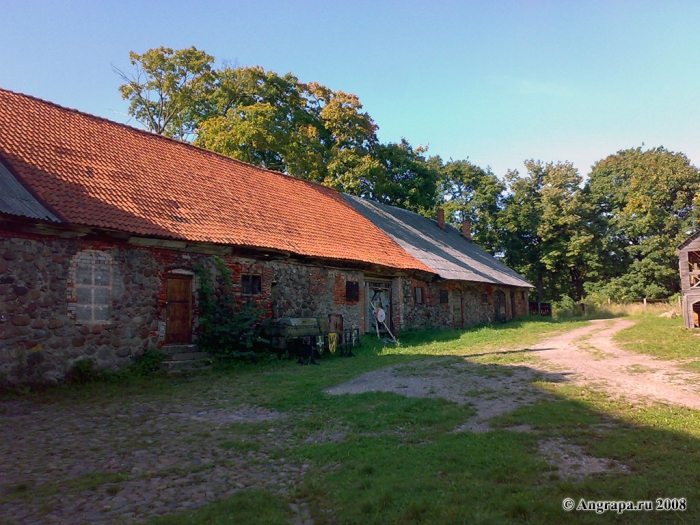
xmin=72 ymin=251 xmax=114 ymax=323
xmin=242 ymin=274 xmax=262 ymax=295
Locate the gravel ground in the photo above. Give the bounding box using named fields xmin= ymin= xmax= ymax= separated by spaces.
xmin=0 ymin=396 xmax=308 ymax=525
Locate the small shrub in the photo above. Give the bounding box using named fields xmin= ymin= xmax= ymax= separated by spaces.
xmin=65 ymin=359 xmax=106 ymax=385
xmin=552 ymin=296 xmax=582 ymax=319
xmin=195 ymin=258 xmax=270 ymax=363
xmin=130 ymin=349 xmax=167 ymax=376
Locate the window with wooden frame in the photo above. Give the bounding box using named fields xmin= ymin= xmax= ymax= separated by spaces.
xmin=482 ymin=292 xmax=489 ymax=304
xmin=414 ymin=286 xmax=424 ymax=304
xmin=439 ymin=290 xmax=449 ymax=304
xmin=241 ymin=274 xmax=262 ymax=295
xmin=345 ymin=281 xmax=360 ymax=302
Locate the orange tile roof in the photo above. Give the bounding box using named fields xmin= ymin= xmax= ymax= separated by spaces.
xmin=0 ymin=88 xmax=432 ymax=273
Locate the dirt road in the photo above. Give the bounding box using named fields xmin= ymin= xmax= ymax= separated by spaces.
xmin=531 ymin=318 xmax=700 ymax=409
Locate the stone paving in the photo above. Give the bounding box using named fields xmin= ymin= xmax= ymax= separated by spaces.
xmin=0 ymin=384 xmax=312 ymax=525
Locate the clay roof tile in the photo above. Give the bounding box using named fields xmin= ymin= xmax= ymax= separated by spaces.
xmin=0 ymin=88 xmax=432 ymax=273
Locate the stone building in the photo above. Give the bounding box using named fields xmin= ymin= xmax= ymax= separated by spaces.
xmin=344 ymin=197 xmax=532 ymax=331
xmin=0 ymin=88 xmax=531 ymax=383
xmin=677 ymin=232 xmax=700 ymax=328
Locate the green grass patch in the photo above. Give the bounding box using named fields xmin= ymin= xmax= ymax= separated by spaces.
xmin=615 ymin=314 xmax=700 ymax=361
xmin=145 ymin=489 xmax=291 ymax=525
xmin=218 ymin=439 xmax=261 ymax=453
xmin=1 ymin=472 xmax=129 ymax=505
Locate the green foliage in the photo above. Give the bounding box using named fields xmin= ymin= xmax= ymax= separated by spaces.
xmin=551 ymin=296 xmax=581 ymax=319
xmin=118 ymin=47 xmax=439 ymax=215
xmin=500 ymin=160 xmax=595 ymax=302
xmin=129 ymin=349 xmax=167 ymax=376
xmin=585 ymin=146 xmax=700 ymax=300
xmin=64 ymin=359 xmax=107 ymax=385
xmin=364 ymin=140 xmax=440 ymax=213
xmin=194 ymin=258 xmax=267 ymax=362
xmin=434 ymin=157 xmax=505 ymax=252
xmin=114 ymin=46 xmax=215 ymax=139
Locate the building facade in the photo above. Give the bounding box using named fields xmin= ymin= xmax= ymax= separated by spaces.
xmin=0 ymin=88 xmax=531 ymax=384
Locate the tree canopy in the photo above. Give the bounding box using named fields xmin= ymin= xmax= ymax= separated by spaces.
xmin=583 ymin=147 xmax=700 ymax=300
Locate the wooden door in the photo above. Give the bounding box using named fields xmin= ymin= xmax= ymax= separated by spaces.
xmin=495 ymin=291 xmax=506 ymax=322
xmin=165 ymin=275 xmax=193 ymax=344
xmin=451 ymin=290 xmax=463 ymax=328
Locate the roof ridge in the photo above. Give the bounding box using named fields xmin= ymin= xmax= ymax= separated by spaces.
xmin=0 ymin=86 xmax=337 ymax=193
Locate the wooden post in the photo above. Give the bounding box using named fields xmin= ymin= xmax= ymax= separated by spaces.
xmin=643 ymin=297 xmax=647 ymax=309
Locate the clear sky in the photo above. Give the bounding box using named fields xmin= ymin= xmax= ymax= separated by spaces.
xmin=1 ymin=0 xmax=699 ymax=177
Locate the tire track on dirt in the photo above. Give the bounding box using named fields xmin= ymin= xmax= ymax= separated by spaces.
xmin=531 ymin=318 xmax=700 ymax=409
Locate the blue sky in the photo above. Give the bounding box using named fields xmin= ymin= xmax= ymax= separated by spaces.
xmin=1 ymin=0 xmax=699 ymax=177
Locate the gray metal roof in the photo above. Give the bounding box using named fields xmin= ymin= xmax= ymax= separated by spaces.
xmin=0 ymin=161 xmax=59 ymax=222
xmin=342 ymin=195 xmax=533 ymax=288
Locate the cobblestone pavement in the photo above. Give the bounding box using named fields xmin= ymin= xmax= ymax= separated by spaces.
xmin=0 ymin=380 xmax=309 ymax=525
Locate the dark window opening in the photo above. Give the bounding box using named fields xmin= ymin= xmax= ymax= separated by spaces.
xmin=415 ymin=287 xmax=424 ymax=304
xmin=242 ymin=274 xmax=262 ymax=295
xmin=439 ymin=290 xmax=449 ymax=304
xmin=346 ymin=281 xmax=360 ymax=302
xmin=482 ymin=292 xmax=489 ymax=304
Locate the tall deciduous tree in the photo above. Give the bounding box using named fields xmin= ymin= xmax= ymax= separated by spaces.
xmin=434 ymin=158 xmax=504 ymax=253
xmin=114 ymin=46 xmax=215 ymax=139
xmin=584 ymin=147 xmax=700 ymax=300
xmin=500 ymin=160 xmax=595 ymax=302
xmin=117 ymin=47 xmax=439 ymax=213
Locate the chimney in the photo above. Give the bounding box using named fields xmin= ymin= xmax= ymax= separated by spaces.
xmin=437 ymin=208 xmax=445 ymax=229
xmin=462 ymin=219 xmax=472 ymax=240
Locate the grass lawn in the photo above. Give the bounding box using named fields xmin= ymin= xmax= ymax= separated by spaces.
xmin=614 ymin=313 xmax=700 ymax=372
xmin=5 ymin=315 xmax=700 ymax=524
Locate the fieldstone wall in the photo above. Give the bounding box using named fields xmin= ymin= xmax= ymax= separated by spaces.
xmin=269 ymin=263 xmax=364 ymax=330
xmin=0 ymin=226 xmax=529 ymax=384
xmin=399 ymin=277 xmax=528 ymax=331
xmin=0 ymin=229 xmax=368 ymax=384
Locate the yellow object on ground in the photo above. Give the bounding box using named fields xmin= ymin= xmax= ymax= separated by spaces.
xmin=329 ymin=332 xmax=338 ymax=354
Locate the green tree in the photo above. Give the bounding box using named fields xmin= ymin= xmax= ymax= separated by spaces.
xmin=114 ymin=46 xmax=215 ymax=139
xmin=195 ymin=67 xmax=310 ymax=174
xmin=500 ymin=160 xmax=595 ymax=302
xmin=117 ymin=47 xmax=437 ymax=215
xmin=584 ymin=146 xmax=700 ymax=300
xmin=434 ymin=158 xmax=504 ymax=253
xmin=366 ymin=140 xmax=440 ymax=214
